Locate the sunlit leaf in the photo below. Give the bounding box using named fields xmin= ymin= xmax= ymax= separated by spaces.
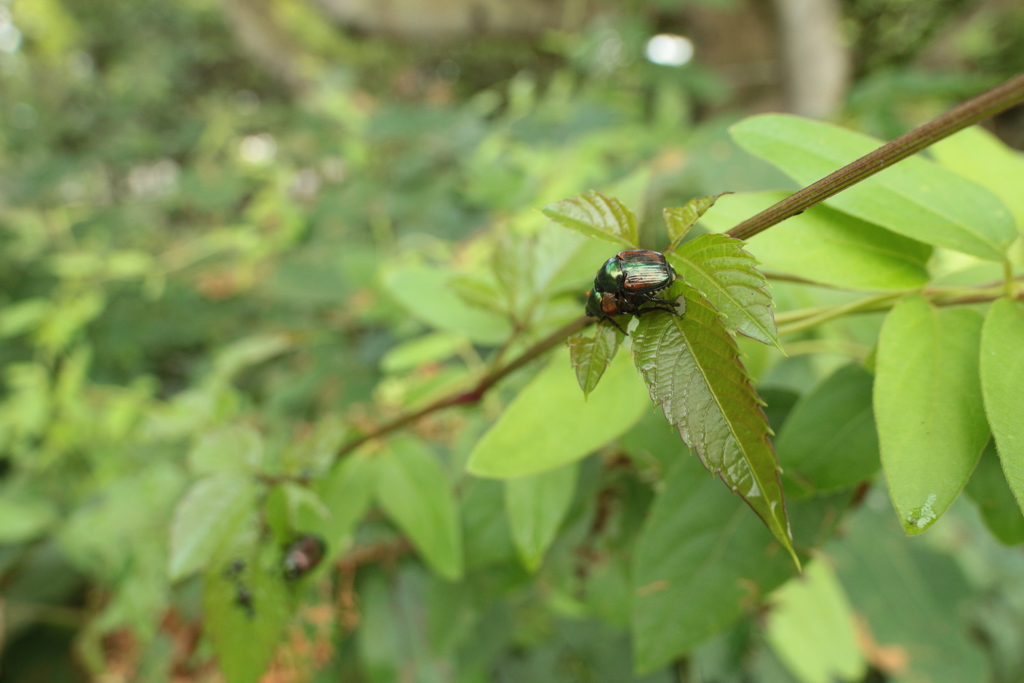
xmin=766 ymin=561 xmax=866 ymax=683
xmin=504 ymin=463 xmax=578 ymax=572
xmin=776 ymin=363 xmax=880 ymax=497
xmin=467 ymin=347 xmax=650 ymax=478
xmin=376 ymin=438 xmax=463 ymax=580
xmin=700 ymin=192 xmax=931 ymax=291
xmin=875 ymin=296 xmax=988 ymax=535
xmin=980 ymin=298 xmax=1024 ymax=516
xmin=568 ymin=322 xmax=625 ymax=397
xmin=542 ymin=192 xmax=639 ymax=248
xmin=188 ymin=424 xmax=263 ymax=475
xmin=169 ymin=473 xmax=257 ymax=581
xmin=730 ymin=114 xmax=1015 ymax=261
xmin=668 ymin=234 xmax=779 ymax=347
xmin=631 ymin=283 xmax=796 ymax=566
xmin=665 ymin=194 xmax=724 ymax=250
xmin=0 ymin=495 xmax=58 ymax=544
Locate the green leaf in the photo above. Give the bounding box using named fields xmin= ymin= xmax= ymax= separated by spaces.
xmin=504 ymin=463 xmax=578 ymax=572
xmin=699 ymin=192 xmax=931 ymax=291
xmin=931 ymin=126 xmax=1024 ymax=233
xmin=965 ymin=441 xmax=1024 ymax=545
xmin=980 ymin=298 xmax=1024 ymax=517
xmin=875 ymin=296 xmax=988 ymax=534
xmin=765 ymin=561 xmax=866 ymax=683
xmin=380 ymin=332 xmax=467 ymax=374
xmin=776 ymin=363 xmax=880 ymax=497
xmin=631 ymin=455 xmax=849 ymax=671
xmin=375 ymin=438 xmax=463 ymax=580
xmin=188 ymin=425 xmax=263 ymax=475
xmin=383 ymin=265 xmax=512 ymax=345
xmin=467 ymin=346 xmax=650 ymax=478
xmin=542 ymin=192 xmax=639 ymax=248
xmin=730 ymin=114 xmax=1015 ymax=261
xmin=568 ymin=322 xmax=625 ymax=397
xmin=203 ymin=542 xmax=291 ymax=683
xmin=631 ymin=283 xmax=796 ymax=565
xmin=829 ymin=505 xmax=989 ymax=683
xmin=0 ymin=495 xmax=58 ymax=544
xmin=664 ymin=195 xmax=724 ymax=250
xmin=300 ymin=452 xmax=376 ymax=551
xmin=668 ymin=234 xmax=779 ymax=347
xmin=168 ymin=473 xmax=258 ymax=581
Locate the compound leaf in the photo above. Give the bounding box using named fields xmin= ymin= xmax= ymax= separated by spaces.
xmin=568 ymin=322 xmax=625 ymax=397
xmin=664 ymin=195 xmax=724 ymax=250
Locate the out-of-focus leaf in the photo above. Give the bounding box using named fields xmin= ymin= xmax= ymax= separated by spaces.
xmin=188 ymin=425 xmax=263 ymax=475
xmin=461 ymin=479 xmax=517 ymax=569
xmin=380 ymin=332 xmax=467 ymax=374
xmin=668 ymin=234 xmax=779 ymax=347
xmin=981 ymin=298 xmax=1024 ymax=515
xmin=829 ymin=505 xmax=989 ymax=683
xmin=664 ymin=195 xmax=724 ymax=250
xmin=0 ymin=298 xmax=52 ymax=337
xmin=168 ymin=473 xmax=257 ymax=581
xmin=203 ymin=542 xmax=291 ymax=683
xmin=542 ymin=192 xmax=639 ymax=248
xmin=467 ymin=346 xmax=649 ymax=478
xmin=700 ymin=193 xmax=931 ymax=291
xmin=568 ymin=322 xmax=625 ymax=397
xmin=776 ymin=363 xmax=880 ymax=497
xmin=632 ymin=283 xmax=796 ymax=566
xmin=965 ymin=441 xmax=1024 ymax=545
xmin=931 ymin=126 xmax=1024 ymax=233
xmin=730 ymin=114 xmax=1015 ymax=261
xmin=875 ymin=296 xmax=988 ymax=534
xmin=210 ymin=334 xmax=292 ymax=384
xmin=504 ymin=463 xmax=578 ymax=572
xmin=376 ymin=438 xmax=463 ymax=580
xmin=631 ymin=455 xmax=849 ymax=672
xmin=384 ymin=265 xmax=512 ymax=345
xmin=0 ymin=494 xmax=58 ymax=544
xmin=299 ymin=451 xmax=376 ymax=553
xmin=766 ymin=561 xmax=866 ymax=683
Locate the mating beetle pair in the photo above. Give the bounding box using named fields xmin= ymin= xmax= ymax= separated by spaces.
xmin=585 ymin=249 xmax=680 ymax=330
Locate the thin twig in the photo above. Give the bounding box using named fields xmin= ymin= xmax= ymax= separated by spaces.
xmin=727 ymin=73 xmax=1024 ymax=241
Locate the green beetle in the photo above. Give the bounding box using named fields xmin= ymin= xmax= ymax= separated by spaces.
xmin=593 ymin=250 xmax=677 ymax=302
xmin=585 ymin=288 xmax=679 ymax=333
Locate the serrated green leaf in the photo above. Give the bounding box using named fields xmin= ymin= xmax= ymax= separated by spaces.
xmin=981 ymin=298 xmax=1024 ymax=517
xmin=376 ymin=438 xmax=463 ymax=580
xmin=730 ymin=114 xmax=1015 ymax=261
xmin=931 ymin=126 xmax=1024 ymax=233
xmin=467 ymin=346 xmax=650 ymax=478
xmin=504 ymin=463 xmax=578 ymax=572
xmin=631 ymin=455 xmax=849 ymax=671
xmin=875 ymin=296 xmax=988 ymax=535
xmin=568 ymin=322 xmax=625 ymax=397
xmin=665 ymin=195 xmax=724 ymax=250
xmin=542 ymin=192 xmax=639 ymax=248
xmin=699 ymin=192 xmax=931 ymax=291
xmin=668 ymin=235 xmax=779 ymax=347
xmin=776 ymin=363 xmax=880 ymax=497
xmin=631 ymin=284 xmax=796 ymax=566
xmin=965 ymin=441 xmax=1024 ymax=545
xmin=188 ymin=425 xmax=263 ymax=475
xmin=203 ymin=542 xmax=291 ymax=683
xmin=168 ymin=473 xmax=258 ymax=581
xmin=766 ymin=561 xmax=866 ymax=683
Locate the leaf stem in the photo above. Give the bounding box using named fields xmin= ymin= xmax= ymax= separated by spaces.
xmin=334 ymin=316 xmax=592 ymax=460
xmin=1004 ymin=261 xmax=1016 ymax=299
xmin=726 ymin=73 xmax=1024 ymax=241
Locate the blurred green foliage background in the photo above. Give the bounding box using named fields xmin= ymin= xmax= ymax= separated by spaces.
xmin=1 ymin=0 xmax=1023 ymax=681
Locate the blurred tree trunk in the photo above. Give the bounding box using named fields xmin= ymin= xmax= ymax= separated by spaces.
xmin=222 ymin=0 xmax=310 ymax=92
xmin=772 ymin=0 xmax=850 ymax=117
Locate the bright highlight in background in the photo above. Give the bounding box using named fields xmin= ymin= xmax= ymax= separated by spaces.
xmin=645 ymin=34 xmax=694 ymax=67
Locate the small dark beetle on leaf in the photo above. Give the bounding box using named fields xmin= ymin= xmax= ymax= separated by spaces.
xmin=282 ymin=534 xmax=327 ymax=580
